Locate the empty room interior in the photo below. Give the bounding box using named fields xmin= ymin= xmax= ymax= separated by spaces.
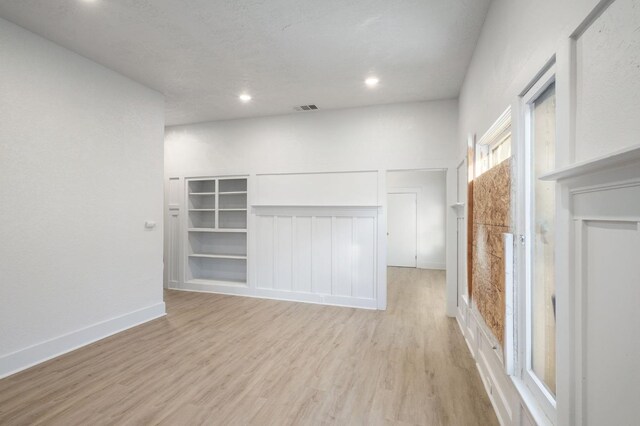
xmin=1 ymin=0 xmax=639 ymax=425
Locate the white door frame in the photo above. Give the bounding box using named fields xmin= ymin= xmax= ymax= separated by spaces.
xmin=387 ymin=188 xmax=420 ymax=268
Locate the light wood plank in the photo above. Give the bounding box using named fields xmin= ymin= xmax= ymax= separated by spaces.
xmin=0 ymin=268 xmax=497 ymax=426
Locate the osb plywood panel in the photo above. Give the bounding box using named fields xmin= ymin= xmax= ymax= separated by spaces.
xmin=467 ymin=141 xmax=475 ymax=298
xmin=472 ymin=159 xmax=512 ymax=345
xmin=473 ymin=160 xmax=511 ymax=228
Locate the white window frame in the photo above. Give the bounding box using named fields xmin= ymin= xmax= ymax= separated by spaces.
xmin=515 ymin=63 xmax=558 ymax=423
xmin=476 ymin=107 xmax=512 ymax=177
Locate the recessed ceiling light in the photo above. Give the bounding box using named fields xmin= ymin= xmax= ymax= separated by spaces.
xmin=80 ymin=0 xmax=99 ymax=3
xmin=365 ymin=77 xmax=379 ymax=87
xmin=239 ymin=93 xmax=252 ymax=102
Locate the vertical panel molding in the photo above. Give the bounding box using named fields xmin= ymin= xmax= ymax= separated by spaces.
xmin=252 ymin=206 xmax=379 ymax=309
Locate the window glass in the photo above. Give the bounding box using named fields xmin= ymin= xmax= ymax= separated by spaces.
xmin=530 ymin=83 xmax=556 ymax=395
xmin=491 ymin=133 xmax=512 ymax=167
xmin=476 ymin=128 xmax=511 ymax=176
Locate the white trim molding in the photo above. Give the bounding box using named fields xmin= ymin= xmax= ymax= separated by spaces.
xmin=477 ymin=107 xmax=512 ymax=147
xmin=541 ymin=144 xmax=640 ymax=183
xmin=0 ymin=303 xmax=166 ymax=379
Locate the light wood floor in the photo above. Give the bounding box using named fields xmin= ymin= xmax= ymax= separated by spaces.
xmin=0 ymin=268 xmax=497 ymax=425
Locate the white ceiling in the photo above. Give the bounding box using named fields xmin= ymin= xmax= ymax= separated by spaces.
xmin=0 ymin=0 xmax=491 ymax=125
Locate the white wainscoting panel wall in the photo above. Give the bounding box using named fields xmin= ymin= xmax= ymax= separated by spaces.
xmin=253 ymin=206 xmax=378 ymax=309
xmin=576 ymin=218 xmax=639 ymax=426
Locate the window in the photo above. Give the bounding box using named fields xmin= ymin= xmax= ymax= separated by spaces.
xmin=476 ymin=108 xmax=512 ymax=176
xmin=490 ymin=131 xmax=512 ymax=168
xmin=518 ymin=65 xmax=557 ymax=419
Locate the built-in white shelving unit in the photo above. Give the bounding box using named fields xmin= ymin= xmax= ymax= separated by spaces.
xmin=185 ymin=177 xmax=248 ymax=286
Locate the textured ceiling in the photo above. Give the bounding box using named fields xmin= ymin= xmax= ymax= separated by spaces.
xmin=0 ymin=0 xmax=491 ymax=125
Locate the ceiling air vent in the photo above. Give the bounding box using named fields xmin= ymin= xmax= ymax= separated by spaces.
xmin=294 ymin=104 xmax=319 ymax=112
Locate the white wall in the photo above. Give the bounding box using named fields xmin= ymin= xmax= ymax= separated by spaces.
xmin=387 ymin=170 xmax=447 ymax=270
xmin=165 ymin=100 xmax=458 ymax=176
xmin=573 ymin=0 xmax=640 ymax=161
xmin=0 ymin=18 xmax=165 ymax=377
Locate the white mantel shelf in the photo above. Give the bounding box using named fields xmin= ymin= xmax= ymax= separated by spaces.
xmin=540 ymin=144 xmax=640 ymax=182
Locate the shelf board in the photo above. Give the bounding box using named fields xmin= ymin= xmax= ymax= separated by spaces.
xmin=189 ymin=209 xmax=216 ymax=212
xmin=219 ymin=191 xmax=247 ymax=195
xmin=188 ymin=228 xmax=247 ymax=233
xmin=189 ymin=253 xmax=247 ymax=260
xmin=218 ymin=208 xmax=247 ymax=212
xmin=185 ymin=278 xmax=247 ymax=287
xmin=189 ymin=192 xmax=216 ymax=195
xmin=540 ymin=144 xmax=640 ymax=181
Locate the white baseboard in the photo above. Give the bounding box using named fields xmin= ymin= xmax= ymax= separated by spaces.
xmin=0 ymin=302 xmax=166 ymax=379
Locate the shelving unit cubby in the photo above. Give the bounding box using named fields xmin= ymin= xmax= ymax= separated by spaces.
xmin=185 ymin=177 xmax=248 ymax=286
